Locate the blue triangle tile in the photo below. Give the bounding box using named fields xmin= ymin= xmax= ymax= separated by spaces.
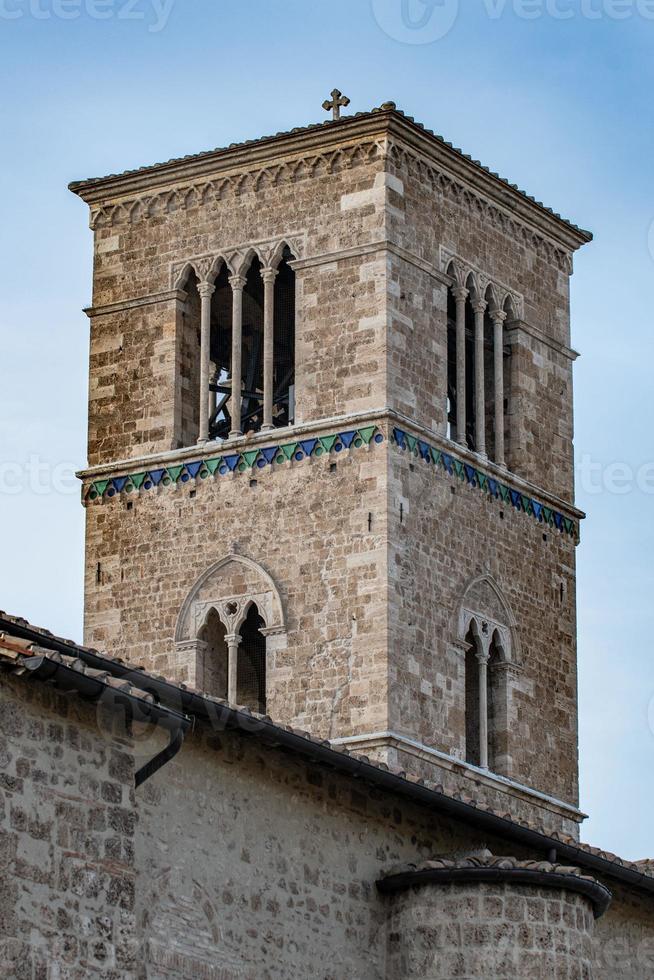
xmin=393 ymin=428 xmax=406 ymax=449
xmin=339 ymin=431 xmax=356 ymax=448
xmin=299 ymin=439 xmax=318 ymax=457
xmin=442 ymin=453 xmax=454 ymax=475
xmin=112 ymin=477 xmax=127 ymax=493
xmin=418 ymin=441 xmax=431 ymax=462
xmin=532 ymin=501 xmax=543 ymax=521
xmin=186 ymin=461 xmax=203 ymax=478
xmin=261 ymin=447 xmax=278 ymax=464
xmin=224 ymin=455 xmax=240 ymax=472
xmin=510 ymin=489 xmax=522 ymax=509
xmin=464 ymin=464 xmax=477 ymax=485
xmin=488 ymin=478 xmax=498 ymax=497
xmin=149 ymin=469 xmax=165 ymax=486
xmin=554 ymin=512 xmax=564 ymax=531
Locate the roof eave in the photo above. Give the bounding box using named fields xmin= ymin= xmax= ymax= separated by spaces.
xmin=68 ymin=108 xmax=592 ymax=252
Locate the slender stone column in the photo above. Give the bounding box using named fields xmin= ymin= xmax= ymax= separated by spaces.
xmin=473 ymin=299 xmax=488 ymax=457
xmin=226 ymin=634 xmax=241 ymax=705
xmin=262 ymin=266 xmax=278 ymax=431
xmin=452 ymin=287 xmax=468 ymax=447
xmin=477 ymin=647 xmax=490 ymax=770
xmin=492 ymin=309 xmax=507 ymax=467
xmin=229 ymin=275 xmax=246 ymax=439
xmin=197 ymin=281 xmax=215 ymax=443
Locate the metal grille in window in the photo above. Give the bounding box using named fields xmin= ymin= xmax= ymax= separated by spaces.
xmin=237 ymin=604 xmax=266 ymax=713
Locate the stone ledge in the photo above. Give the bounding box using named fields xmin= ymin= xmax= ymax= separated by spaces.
xmin=377 ymin=853 xmax=613 ymax=919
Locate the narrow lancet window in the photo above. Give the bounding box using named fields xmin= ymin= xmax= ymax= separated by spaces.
xmin=273 ymin=248 xmax=296 ymax=428
xmin=209 ymin=264 xmax=234 ymax=440
xmin=237 ymin=603 xmax=267 ymax=714
xmin=465 ymin=626 xmax=481 ymax=766
xmin=198 ymin=609 xmax=228 ymax=699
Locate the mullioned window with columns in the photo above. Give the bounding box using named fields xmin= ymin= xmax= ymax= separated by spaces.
xmin=445 ymin=257 xmax=522 ymax=468
xmin=175 ymin=239 xmax=298 ymax=447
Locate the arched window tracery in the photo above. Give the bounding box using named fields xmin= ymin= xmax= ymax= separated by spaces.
xmin=445 ymin=262 xmax=514 ymax=467
xmin=457 ymin=576 xmax=520 ymax=776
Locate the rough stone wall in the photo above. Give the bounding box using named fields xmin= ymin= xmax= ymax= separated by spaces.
xmin=0 ymin=676 xmax=137 ymax=979
xmin=385 ymin=882 xmax=596 ymax=979
xmin=387 ymin=440 xmax=580 ymax=810
xmin=134 ymin=726 xmax=483 ymax=980
xmin=2 ymin=672 xmax=653 ymax=978
xmin=80 ymin=120 xmax=585 ymax=835
xmin=593 ymin=882 xmax=654 ymax=979
xmin=385 ymin=141 xmax=576 ymax=502
xmin=87 ymin=145 xmax=389 ymax=467
xmin=84 ymin=437 xmax=390 ymax=740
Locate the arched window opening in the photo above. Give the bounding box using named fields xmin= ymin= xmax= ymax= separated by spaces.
xmin=484 ymin=305 xmax=496 ymax=460
xmin=465 ymin=626 xmax=481 ymax=766
xmin=178 ymin=269 xmax=202 ymax=449
xmin=198 ymin=609 xmax=228 ymax=699
xmin=239 ymin=257 xmax=265 ymax=434
xmin=487 ymin=631 xmax=504 ymax=773
xmin=209 ymin=264 xmax=234 ymax=440
xmin=464 ymin=290 xmax=477 ymax=451
xmin=237 ymin=604 xmax=267 ymax=713
xmin=273 ymin=248 xmax=296 ymax=428
xmin=446 ymin=287 xmax=458 ymax=442
xmin=444 ymin=271 xmax=514 ymax=467
xmin=502 ymin=296 xmax=514 ymax=466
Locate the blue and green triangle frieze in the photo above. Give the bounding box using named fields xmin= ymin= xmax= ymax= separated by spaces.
xmin=392 ymin=428 xmax=577 ymax=538
xmin=84 ymin=426 xmax=384 ymax=503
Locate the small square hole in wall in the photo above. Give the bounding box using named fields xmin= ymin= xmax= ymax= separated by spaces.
xmin=499 ymin=510 xmax=505 ymax=520
xmin=249 ymin=479 xmax=257 ymax=489
xmin=126 ymin=501 xmax=133 ymax=511
xmin=189 ymin=489 xmax=197 ymax=499
xmin=409 ymin=463 xmax=415 ymax=473
xmin=330 ymin=463 xmax=337 ymax=473
xmin=450 ymin=486 xmax=456 ymax=495
xmin=543 ymin=533 xmax=548 ymax=542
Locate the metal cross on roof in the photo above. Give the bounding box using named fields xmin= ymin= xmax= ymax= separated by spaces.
xmin=322 ymin=89 xmax=350 ymax=121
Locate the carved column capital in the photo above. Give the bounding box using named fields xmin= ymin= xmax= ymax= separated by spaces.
xmin=452 ymin=286 xmax=469 ymax=304
xmin=229 ymin=274 xmax=247 ymax=292
xmin=490 ymin=308 xmax=507 ymax=324
xmin=472 ymin=299 xmax=488 ymax=315
xmin=197 ymin=281 xmax=215 ymax=300
xmin=261 ymin=267 xmax=279 ymax=285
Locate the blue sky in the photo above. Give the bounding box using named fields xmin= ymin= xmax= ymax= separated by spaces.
xmin=0 ymin=0 xmax=652 ymax=859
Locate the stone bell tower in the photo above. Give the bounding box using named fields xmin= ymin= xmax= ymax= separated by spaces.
xmin=72 ymin=97 xmax=591 ymax=838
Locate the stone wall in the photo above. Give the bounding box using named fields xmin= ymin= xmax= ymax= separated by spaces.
xmin=86 ymin=141 xmax=389 ymax=468
xmin=78 ymin=111 xmax=586 ymax=840
xmin=83 ymin=433 xmax=390 ymax=741
xmin=384 ymin=881 xmax=596 ymax=979
xmin=2 ymin=670 xmax=653 ymax=979
xmin=385 ymin=138 xmax=577 ymax=502
xmin=386 ymin=433 xmax=580 ymax=812
xmin=0 ymin=675 xmax=137 ymax=979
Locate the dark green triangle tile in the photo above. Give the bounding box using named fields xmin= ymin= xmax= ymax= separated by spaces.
xmin=357 ymin=426 xmax=377 ymax=445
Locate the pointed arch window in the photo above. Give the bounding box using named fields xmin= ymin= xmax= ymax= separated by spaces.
xmin=202 ymin=245 xmax=296 ymax=443
xmin=197 ymin=609 xmax=228 ymax=699
xmin=445 ymin=265 xmax=513 ymax=467
xmin=237 ymin=603 xmax=267 ymax=714
xmin=458 ymin=576 xmax=520 ymax=776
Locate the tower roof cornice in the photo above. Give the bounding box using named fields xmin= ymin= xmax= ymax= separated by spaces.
xmin=69 ymin=103 xmax=592 ymax=253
